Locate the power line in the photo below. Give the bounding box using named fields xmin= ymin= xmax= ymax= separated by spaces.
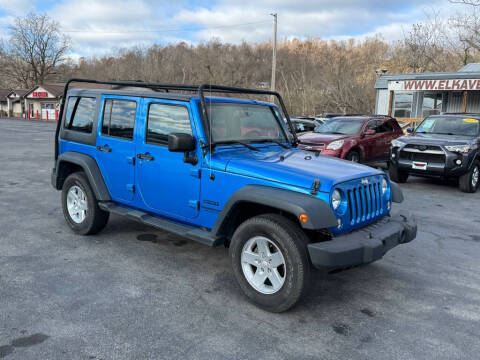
xmin=57 ymin=20 xmax=271 ymax=34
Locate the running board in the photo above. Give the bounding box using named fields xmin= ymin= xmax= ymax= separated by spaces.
xmin=98 ymin=202 xmax=222 ymax=247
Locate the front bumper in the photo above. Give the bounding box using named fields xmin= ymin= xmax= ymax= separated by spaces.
xmin=391 ymin=146 xmax=475 ymax=177
xmin=307 ymin=211 xmax=416 ymax=271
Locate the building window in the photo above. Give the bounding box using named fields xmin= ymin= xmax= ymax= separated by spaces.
xmin=422 ymin=93 xmax=442 ymax=117
xmin=146 ymin=103 xmax=192 ymax=145
xmin=393 ymin=92 xmax=413 ymax=118
xmin=101 ymin=99 xmax=137 ymax=140
xmin=64 ymin=97 xmax=96 ymax=133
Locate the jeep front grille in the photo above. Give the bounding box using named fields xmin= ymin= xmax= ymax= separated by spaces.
xmin=346 ymin=182 xmax=383 ymax=225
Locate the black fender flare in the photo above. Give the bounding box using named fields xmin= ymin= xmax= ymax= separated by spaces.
xmin=212 ymin=185 xmax=338 ymax=236
xmin=390 ymin=181 xmax=404 ymax=203
xmin=54 ymin=152 xmax=111 ymax=201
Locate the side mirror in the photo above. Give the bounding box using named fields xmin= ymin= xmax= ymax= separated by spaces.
xmin=406 ymin=127 xmax=414 ymax=134
xmin=168 ymin=133 xmax=197 ymax=165
xmin=168 ymin=133 xmax=196 ymax=152
xmin=365 ymin=129 xmax=376 ymax=136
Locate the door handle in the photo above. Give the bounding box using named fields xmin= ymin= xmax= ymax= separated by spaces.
xmin=137 ymin=153 xmax=154 ymax=161
xmin=97 ymin=145 xmax=111 ymax=152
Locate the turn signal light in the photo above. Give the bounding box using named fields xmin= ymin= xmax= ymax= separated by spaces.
xmin=299 ymin=214 xmax=308 ymax=223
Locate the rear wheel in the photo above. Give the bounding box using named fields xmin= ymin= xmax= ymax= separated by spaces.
xmin=346 ymin=150 xmax=360 ymax=162
xmin=389 ymin=164 xmax=409 ymax=183
xmin=62 ymin=172 xmax=109 ymax=235
xmin=459 ymin=160 xmax=480 ymax=193
xmin=229 ymin=214 xmax=311 ymax=312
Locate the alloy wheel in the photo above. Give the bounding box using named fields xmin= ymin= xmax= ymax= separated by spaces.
xmin=66 ymin=185 xmax=88 ymax=223
xmin=241 ymin=236 xmax=286 ymax=294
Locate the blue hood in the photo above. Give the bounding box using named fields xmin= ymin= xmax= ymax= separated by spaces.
xmin=211 ymin=146 xmax=383 ymax=192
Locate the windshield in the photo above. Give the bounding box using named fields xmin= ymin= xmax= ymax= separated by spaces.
xmin=314 ymin=118 xmax=364 ymax=135
xmin=416 ymin=116 xmax=479 ymax=136
xmin=207 ymin=103 xmax=288 ymax=143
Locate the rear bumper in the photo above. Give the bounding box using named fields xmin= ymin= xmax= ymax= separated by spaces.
xmin=307 ymin=211 xmax=416 ymax=271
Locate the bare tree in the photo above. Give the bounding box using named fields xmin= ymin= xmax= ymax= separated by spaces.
xmin=0 ymin=13 xmax=70 ymax=87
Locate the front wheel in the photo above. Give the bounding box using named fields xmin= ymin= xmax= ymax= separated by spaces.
xmin=459 ymin=160 xmax=480 ymax=193
xmin=229 ymin=214 xmax=311 ymax=312
xmin=346 ymin=150 xmax=360 ymax=162
xmin=62 ymin=172 xmax=109 ymax=235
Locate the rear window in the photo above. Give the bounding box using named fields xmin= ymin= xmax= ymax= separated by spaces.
xmin=64 ymin=97 xmax=96 ymax=133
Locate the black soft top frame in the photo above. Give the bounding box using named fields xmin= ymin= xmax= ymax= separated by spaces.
xmin=54 ymin=78 xmax=298 ymax=160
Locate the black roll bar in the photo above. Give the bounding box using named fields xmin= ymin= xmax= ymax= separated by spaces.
xmin=54 ymin=78 xmax=298 ymax=160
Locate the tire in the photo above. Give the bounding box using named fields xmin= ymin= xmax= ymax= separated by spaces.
xmin=459 ymin=160 xmax=480 ymax=193
xmin=346 ymin=150 xmax=360 ymax=162
xmin=229 ymin=214 xmax=311 ymax=312
xmin=61 ymin=172 xmax=109 ymax=235
xmin=389 ymin=163 xmax=409 ymax=183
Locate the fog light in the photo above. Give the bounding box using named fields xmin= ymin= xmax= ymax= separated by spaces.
xmin=456 ymin=159 xmax=462 ymax=165
xmin=391 ymin=153 xmax=396 ymax=158
xmin=337 ymin=218 xmax=342 ymax=229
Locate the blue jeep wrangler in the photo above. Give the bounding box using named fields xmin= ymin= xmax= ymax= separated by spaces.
xmin=52 ymin=79 xmax=416 ymax=312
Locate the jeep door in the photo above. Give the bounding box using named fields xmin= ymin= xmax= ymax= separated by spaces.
xmin=96 ymin=96 xmax=139 ymax=202
xmin=136 ymin=99 xmax=200 ymax=219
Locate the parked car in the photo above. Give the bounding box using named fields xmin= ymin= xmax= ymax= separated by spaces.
xmin=390 ymin=113 xmax=480 ymax=193
xmin=297 ymin=115 xmax=403 ymax=164
xmin=51 ymin=80 xmax=416 ymax=312
xmin=290 ymin=116 xmax=323 ymax=134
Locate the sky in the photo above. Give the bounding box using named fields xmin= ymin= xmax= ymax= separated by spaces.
xmin=0 ymin=0 xmax=466 ymax=59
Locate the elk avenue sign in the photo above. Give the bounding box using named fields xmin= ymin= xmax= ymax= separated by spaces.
xmin=388 ymin=79 xmax=480 ymax=91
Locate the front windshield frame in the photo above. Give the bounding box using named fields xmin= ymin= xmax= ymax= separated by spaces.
xmin=314 ymin=118 xmax=365 ymax=135
xmin=415 ymin=116 xmax=480 ymax=137
xmin=205 ymin=101 xmax=290 ymax=145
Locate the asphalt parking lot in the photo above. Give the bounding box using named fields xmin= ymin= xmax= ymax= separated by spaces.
xmin=0 ymin=118 xmax=479 ymax=360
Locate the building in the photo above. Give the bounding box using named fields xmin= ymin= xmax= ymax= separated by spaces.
xmin=6 ymin=89 xmax=29 ymax=117
xmin=0 ymin=84 xmax=64 ymax=120
xmin=0 ymin=89 xmax=10 ymax=117
xmin=24 ymin=84 xmax=64 ymax=120
xmin=374 ymin=63 xmax=480 ymax=125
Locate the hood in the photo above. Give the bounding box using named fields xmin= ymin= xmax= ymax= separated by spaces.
xmin=298 ymin=132 xmax=349 ymax=144
xmin=212 ymin=146 xmax=382 ymax=192
xmin=400 ymin=133 xmax=476 ymax=146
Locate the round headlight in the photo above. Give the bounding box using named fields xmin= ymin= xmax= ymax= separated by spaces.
xmin=332 ymin=189 xmax=341 ymax=210
xmin=381 ymin=178 xmax=388 ymax=195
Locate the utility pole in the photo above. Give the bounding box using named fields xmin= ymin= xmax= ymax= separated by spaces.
xmin=270 ymin=13 xmax=277 ymax=102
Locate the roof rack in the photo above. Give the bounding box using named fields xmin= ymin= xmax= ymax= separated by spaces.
xmin=54 ymin=78 xmax=297 ymax=160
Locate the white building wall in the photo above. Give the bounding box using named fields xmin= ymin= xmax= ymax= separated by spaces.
xmin=375 ymin=89 xmax=389 ymax=115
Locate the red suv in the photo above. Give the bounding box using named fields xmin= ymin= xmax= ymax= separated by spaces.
xmin=297 ymin=115 xmax=403 ymax=164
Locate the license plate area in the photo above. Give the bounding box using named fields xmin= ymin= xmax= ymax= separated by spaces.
xmin=412 ymin=161 xmax=427 ymax=170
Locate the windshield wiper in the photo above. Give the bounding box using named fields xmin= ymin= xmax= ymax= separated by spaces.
xmin=431 ymin=132 xmax=456 ymax=135
xmin=324 ymin=131 xmax=345 ymax=135
xmin=212 ymin=140 xmax=259 ymax=151
xmin=250 ymin=139 xmax=290 ymax=149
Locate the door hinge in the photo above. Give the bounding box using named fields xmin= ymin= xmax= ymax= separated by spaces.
xmin=127 ymin=184 xmax=135 ymax=193
xmin=189 ymin=200 xmax=200 ymax=209
xmin=190 ymin=169 xmax=201 ymax=178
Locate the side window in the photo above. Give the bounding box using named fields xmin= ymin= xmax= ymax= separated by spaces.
xmin=101 ymin=99 xmax=137 ymax=140
xmin=64 ymin=97 xmax=96 ymax=133
xmin=365 ymin=120 xmax=377 ymax=132
xmin=376 ymin=120 xmax=393 ymax=133
xmin=146 ymin=103 xmax=192 ymax=145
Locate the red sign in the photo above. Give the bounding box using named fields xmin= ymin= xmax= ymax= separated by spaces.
xmin=32 ymin=91 xmax=48 ymax=98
